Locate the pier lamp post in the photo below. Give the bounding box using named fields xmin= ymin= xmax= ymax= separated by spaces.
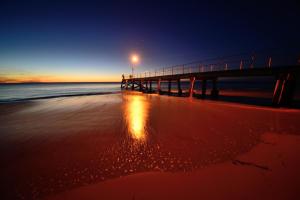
xmin=130 ymin=54 xmax=139 ymax=78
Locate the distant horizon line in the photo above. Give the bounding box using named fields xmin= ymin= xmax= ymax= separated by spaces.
xmin=0 ymin=81 xmax=121 ymax=84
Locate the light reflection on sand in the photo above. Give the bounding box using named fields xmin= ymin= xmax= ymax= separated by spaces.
xmin=123 ymin=93 xmax=149 ymax=141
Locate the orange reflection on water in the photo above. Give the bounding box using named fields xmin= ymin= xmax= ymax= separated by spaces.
xmin=124 ymin=93 xmax=149 ymax=141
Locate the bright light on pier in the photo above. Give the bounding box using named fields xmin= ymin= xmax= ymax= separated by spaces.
xmin=131 ymin=54 xmax=139 ymax=64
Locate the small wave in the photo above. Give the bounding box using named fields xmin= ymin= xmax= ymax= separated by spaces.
xmin=0 ymin=91 xmax=121 ymax=104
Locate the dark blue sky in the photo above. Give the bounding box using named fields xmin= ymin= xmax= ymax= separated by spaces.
xmin=0 ymin=0 xmax=299 ymax=82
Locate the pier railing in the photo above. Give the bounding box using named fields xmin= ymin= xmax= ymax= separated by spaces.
xmin=124 ymin=53 xmax=299 ymax=79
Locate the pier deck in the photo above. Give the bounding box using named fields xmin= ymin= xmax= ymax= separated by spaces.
xmin=121 ymin=54 xmax=300 ymax=106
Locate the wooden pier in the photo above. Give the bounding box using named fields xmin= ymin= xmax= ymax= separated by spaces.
xmin=121 ymin=54 xmax=300 ymax=107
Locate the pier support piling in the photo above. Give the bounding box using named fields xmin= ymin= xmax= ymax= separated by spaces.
xmin=145 ymin=81 xmax=148 ymax=91
xmin=272 ymin=73 xmax=296 ymax=106
xmin=189 ymin=77 xmax=196 ymax=97
xmin=211 ymin=79 xmax=219 ymax=99
xmin=168 ymin=80 xmax=172 ymax=94
xmin=177 ymin=79 xmax=182 ymax=96
xmin=157 ymin=79 xmax=161 ymax=94
xmin=201 ymin=80 xmax=207 ymax=98
xmin=272 ymin=77 xmax=282 ymax=106
xmin=149 ymin=81 xmax=152 ymax=93
xmin=139 ymin=80 xmax=142 ymax=91
xmin=280 ymin=73 xmax=296 ymax=106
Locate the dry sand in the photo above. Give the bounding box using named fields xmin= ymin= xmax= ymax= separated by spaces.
xmin=0 ymin=91 xmax=300 ymax=199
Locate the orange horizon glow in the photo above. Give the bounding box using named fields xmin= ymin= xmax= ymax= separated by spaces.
xmin=0 ymin=73 xmax=121 ymax=83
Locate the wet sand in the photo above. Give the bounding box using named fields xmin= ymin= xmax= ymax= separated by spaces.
xmin=0 ymin=92 xmax=300 ymax=199
xmin=48 ymin=133 xmax=300 ymax=200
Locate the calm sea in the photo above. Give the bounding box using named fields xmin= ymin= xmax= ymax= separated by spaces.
xmin=0 ymin=83 xmax=121 ymax=102
xmin=1 ymin=78 xmax=295 ymax=103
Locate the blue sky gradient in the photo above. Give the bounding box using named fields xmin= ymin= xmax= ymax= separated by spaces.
xmin=0 ymin=0 xmax=299 ymax=82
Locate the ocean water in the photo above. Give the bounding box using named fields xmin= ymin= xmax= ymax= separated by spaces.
xmin=0 ymin=83 xmax=121 ymax=102
xmin=1 ymin=78 xmax=298 ymax=103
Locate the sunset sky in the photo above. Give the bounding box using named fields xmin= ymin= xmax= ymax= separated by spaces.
xmin=0 ymin=1 xmax=299 ymax=83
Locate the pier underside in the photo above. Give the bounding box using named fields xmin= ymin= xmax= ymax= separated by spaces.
xmin=121 ymin=66 xmax=300 ymax=107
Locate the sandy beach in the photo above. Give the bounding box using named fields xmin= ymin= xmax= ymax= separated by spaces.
xmin=1 ymin=91 xmax=300 ymax=199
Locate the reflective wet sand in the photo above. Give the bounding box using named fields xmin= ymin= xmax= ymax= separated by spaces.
xmin=0 ymin=92 xmax=300 ymax=199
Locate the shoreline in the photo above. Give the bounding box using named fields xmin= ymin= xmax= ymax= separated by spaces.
xmin=1 ymin=89 xmax=299 ymax=109
xmin=0 ymin=91 xmax=121 ymax=104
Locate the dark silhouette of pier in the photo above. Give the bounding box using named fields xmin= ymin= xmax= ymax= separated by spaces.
xmin=121 ymin=53 xmax=300 ymax=107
